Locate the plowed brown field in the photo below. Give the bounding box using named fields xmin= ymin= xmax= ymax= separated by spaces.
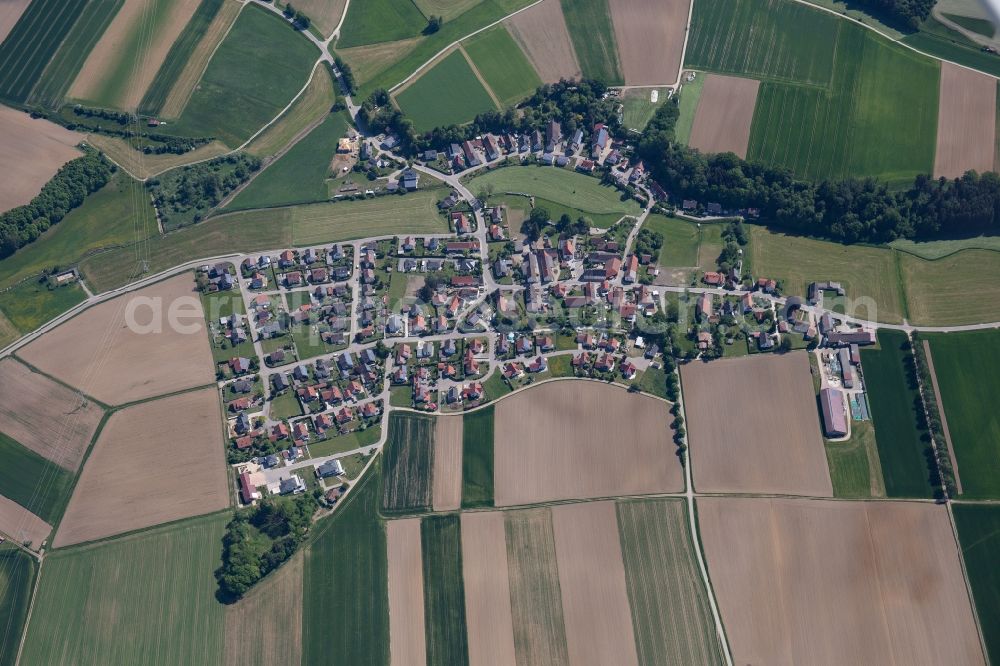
xmin=432 ymin=415 xmax=462 ymax=511
xmin=506 ymin=0 xmax=580 ymax=83
xmin=461 ymin=511 xmax=516 ymax=666
xmin=20 ymin=273 xmax=215 ymax=405
xmin=0 ymin=493 xmax=50 ymax=549
xmin=494 ymin=381 xmax=680 ymax=506
xmin=608 ymin=0 xmax=689 ymax=85
xmin=699 ymin=497 xmax=985 ymax=666
xmin=682 ymin=352 xmax=832 ymax=496
xmin=687 ymin=74 xmax=760 ymax=158
xmin=54 ymin=387 xmax=228 ymax=547
xmin=0 ymin=105 xmax=82 ymax=213
xmin=934 ymin=62 xmax=996 ymax=178
xmin=387 ymin=518 xmax=426 ymax=666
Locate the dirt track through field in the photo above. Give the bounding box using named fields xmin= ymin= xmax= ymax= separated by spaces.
xmin=608 ymin=0 xmax=689 ymax=85
xmin=432 ymin=415 xmax=463 ymax=511
xmin=552 ymin=502 xmax=639 ymax=666
xmin=70 ymin=0 xmax=203 ymax=110
xmin=224 ymin=554 xmax=303 ymax=666
xmin=0 ymin=492 xmax=50 ymax=548
xmin=494 ymin=381 xmax=681 ymax=506
xmin=682 ymin=352 xmax=833 ymax=496
xmin=0 ymin=358 xmax=104 ymax=471
xmin=506 ymin=0 xmax=581 ymax=83
xmin=54 ymin=387 xmax=228 ymax=547
xmin=921 ymin=340 xmax=964 ymax=494
xmin=0 ymin=105 xmax=82 ymax=213
xmin=461 ymin=512 xmax=517 ymax=666
xmin=20 ymin=272 xmax=215 ymax=406
xmin=387 ymin=518 xmax=426 ymax=666
xmin=934 ymin=62 xmax=996 ymax=178
xmin=688 ymin=74 xmax=760 ymax=158
xmin=699 ymin=497 xmax=985 ymax=666
xmin=0 ymin=0 xmax=31 ymax=44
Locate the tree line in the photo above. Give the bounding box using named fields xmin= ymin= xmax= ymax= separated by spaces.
xmin=854 ymin=0 xmax=937 ymax=30
xmin=638 ymin=98 xmax=1000 ymax=244
xmin=0 ymin=149 xmax=114 ymax=257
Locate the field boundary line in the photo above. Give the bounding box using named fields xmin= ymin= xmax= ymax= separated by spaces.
xmin=921 ymin=339 xmax=963 ymax=493
xmin=14 ymin=553 xmax=43 ymax=666
xmin=458 ymin=43 xmax=502 ymax=110
xmin=892 ymin=244 xmax=1000 ymax=262
xmin=387 ymin=0 xmax=545 ymax=94
xmin=945 ymin=501 xmax=992 ymax=665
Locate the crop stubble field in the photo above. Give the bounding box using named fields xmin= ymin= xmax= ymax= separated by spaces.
xmin=607 ymin=0 xmax=688 ymax=85
xmin=0 ymin=358 xmax=103 ymax=471
xmin=461 ymin=511 xmax=517 ymax=666
xmin=19 ymin=273 xmax=215 ymax=405
xmin=387 ymin=517 xmax=426 ymax=666
xmin=494 ymin=381 xmax=681 ymax=506
xmin=682 ymin=352 xmax=833 ymax=496
xmin=505 ymin=0 xmax=580 ymax=83
xmin=687 ymin=74 xmax=759 ymax=158
xmin=432 ymin=415 xmax=463 ymax=511
xmin=552 ymin=501 xmax=639 ymax=666
xmin=54 ymin=387 xmax=228 ymax=547
xmin=934 ymin=62 xmax=997 ymax=177
xmin=698 ymin=497 xmax=984 ymax=665
xmin=0 ymin=106 xmax=82 ymax=213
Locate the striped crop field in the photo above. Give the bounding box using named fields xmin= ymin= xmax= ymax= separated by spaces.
xmin=0 ymin=0 xmax=90 ymax=102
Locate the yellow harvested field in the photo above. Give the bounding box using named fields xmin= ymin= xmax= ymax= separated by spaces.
xmin=54 ymin=387 xmax=228 ymax=547
xmin=698 ymin=497 xmax=985 ymax=666
xmin=432 ymin=415 xmax=463 ymax=511
xmin=338 ymin=37 xmax=424 ymax=87
xmin=934 ymin=62 xmax=996 ymax=178
xmin=387 ymin=518 xmax=426 ymax=666
xmin=294 ymin=0 xmax=348 ymax=37
xmin=19 ymin=273 xmax=215 ymax=406
xmin=682 ymin=352 xmax=832 ymax=496
xmin=0 ymin=105 xmax=82 ymax=213
xmin=160 ymin=0 xmax=243 ymax=120
xmin=461 ymin=512 xmax=516 ymax=666
xmin=0 ymin=0 xmax=31 ymax=44
xmin=506 ymin=0 xmax=580 ymax=83
xmin=688 ymin=74 xmax=760 ymax=158
xmin=551 ymin=502 xmax=639 ymax=666
xmin=69 ymin=0 xmax=203 ymax=110
xmin=494 ymin=381 xmax=681 ymax=506
xmin=85 ymin=134 xmax=229 ymax=180
xmin=246 ymin=65 xmax=335 ymax=158
xmin=0 ymin=358 xmax=104 ymax=471
xmin=0 ymin=493 xmax=50 ymax=549
xmin=608 ymin=0 xmax=689 ymax=85
xmin=224 ymin=555 xmax=304 ymax=666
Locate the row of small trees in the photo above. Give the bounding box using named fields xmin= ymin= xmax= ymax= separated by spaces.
xmin=910 ymin=333 xmax=958 ymax=499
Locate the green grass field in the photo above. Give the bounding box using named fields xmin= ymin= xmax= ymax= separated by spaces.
xmin=642 ymin=215 xmax=699 ymax=267
xmin=746 ymin=225 xmax=905 ymax=324
xmin=395 ymin=49 xmax=498 ymax=132
xmin=168 ymin=5 xmax=318 ymax=147
xmin=28 ymin=0 xmax=123 ymax=108
xmin=20 ymin=513 xmax=227 ymax=665
xmin=891 ymin=236 xmax=1000 ymax=260
xmin=0 ymin=545 xmax=36 ymax=666
xmin=80 ymin=191 xmax=448 ymax=293
xmin=559 ymin=0 xmax=623 ymax=85
xmin=748 ymin=28 xmax=939 ymax=184
xmin=139 ymin=0 xmax=225 ymax=115
xmin=942 ymin=12 xmax=995 ymax=36
xmin=303 ymin=466 xmax=388 ymax=665
xmin=413 ymin=0 xmax=483 ymax=20
xmin=898 ymin=250 xmax=1000 ymax=326
xmin=421 ymin=514 xmax=469 ymax=665
xmin=0 ymin=171 xmax=156 ymax=290
xmin=903 ymin=18 xmax=1000 ymax=78
xmin=336 ymin=0 xmax=426 ymax=48
xmin=504 ymin=508 xmax=569 ymax=663
xmin=0 ymin=0 xmax=90 ymax=102
xmin=924 ymin=330 xmax=1000 ymax=498
xmin=823 ymin=421 xmax=885 ymax=498
xmin=462 ymin=26 xmax=540 ymax=106
xmin=616 ymin=499 xmax=722 ymax=665
xmin=354 ymin=0 xmax=536 ymax=96
xmin=228 ymin=112 xmax=348 ymax=210
xmin=622 ymin=89 xmax=669 ymax=133
xmin=0 ymin=281 xmax=86 ymax=337
xmin=674 ymin=76 xmax=705 ymax=144
xmin=461 ymin=407 xmax=494 ymax=508
xmin=469 ymin=166 xmax=641 ymax=217
xmin=861 ymin=330 xmax=935 ymax=498
xmin=953 ymin=503 xmax=1000 ymax=665
xmin=637 ymin=365 xmax=669 ymax=400
xmin=0 ymin=432 xmax=75 ymax=525
xmin=382 ymin=412 xmax=435 ymax=513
